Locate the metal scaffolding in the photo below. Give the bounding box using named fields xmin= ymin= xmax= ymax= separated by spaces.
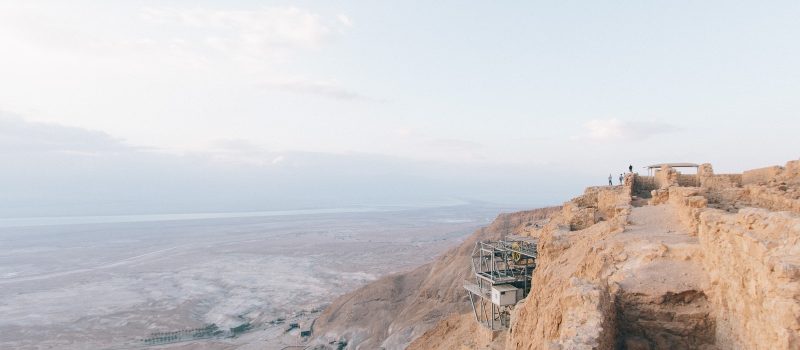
xmin=464 ymin=236 xmax=538 ymax=330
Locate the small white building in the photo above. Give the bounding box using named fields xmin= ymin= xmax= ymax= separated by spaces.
xmin=490 ymin=284 xmax=519 ymax=306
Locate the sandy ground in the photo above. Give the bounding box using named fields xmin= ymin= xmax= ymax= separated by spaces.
xmin=0 ymin=204 xmax=502 ymax=349
xmin=615 ymin=205 xmax=708 ymax=295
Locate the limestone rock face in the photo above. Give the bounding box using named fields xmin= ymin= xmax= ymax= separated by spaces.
xmin=698 ymin=208 xmax=800 ymax=350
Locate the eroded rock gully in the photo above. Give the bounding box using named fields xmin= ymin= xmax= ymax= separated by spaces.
xmin=616 ymin=289 xmax=715 ymax=350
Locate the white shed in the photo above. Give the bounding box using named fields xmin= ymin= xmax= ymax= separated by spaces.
xmin=490 ymin=284 xmax=519 ymax=306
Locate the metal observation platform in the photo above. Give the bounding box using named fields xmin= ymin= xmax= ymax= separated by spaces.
xmin=464 ymin=235 xmax=538 ymax=330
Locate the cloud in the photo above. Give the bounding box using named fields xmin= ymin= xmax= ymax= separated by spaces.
xmin=211 ymin=138 xmax=264 ymax=153
xmin=0 ymin=113 xmax=134 ymax=155
xmin=337 ymin=14 xmax=353 ymax=28
xmin=393 ymin=127 xmax=414 ymax=137
xmin=140 ymin=6 xmax=348 ymax=61
xmin=424 ymin=138 xmax=487 ymax=162
xmin=427 ymin=138 xmax=485 ymax=151
xmin=200 ymin=138 xmax=282 ymax=166
xmin=0 ymin=3 xmax=351 ymax=69
xmin=260 ymin=80 xmax=373 ymax=101
xmin=581 ymin=118 xmax=683 ymax=141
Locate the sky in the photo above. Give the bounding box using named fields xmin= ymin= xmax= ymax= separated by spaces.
xmin=1 ymin=1 xmax=799 ymax=217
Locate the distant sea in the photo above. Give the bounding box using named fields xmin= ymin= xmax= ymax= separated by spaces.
xmin=0 ymin=199 xmax=473 ymax=228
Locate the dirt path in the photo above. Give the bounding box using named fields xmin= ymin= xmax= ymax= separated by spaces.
xmin=614 ymin=204 xmax=707 ymax=296
xmin=610 ymin=204 xmax=715 ymax=349
xmin=625 ymin=204 xmax=689 ymax=239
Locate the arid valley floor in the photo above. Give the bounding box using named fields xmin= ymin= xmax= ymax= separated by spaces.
xmin=0 ymin=204 xmax=502 ymax=349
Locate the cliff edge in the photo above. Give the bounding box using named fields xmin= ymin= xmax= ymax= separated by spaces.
xmin=315 ymin=159 xmax=800 ymax=350
xmin=309 ymin=207 xmax=560 ymax=349
xmin=414 ymin=160 xmax=800 ymax=350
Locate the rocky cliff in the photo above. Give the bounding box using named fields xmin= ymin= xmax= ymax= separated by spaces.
xmin=316 ymin=159 xmax=800 ymax=350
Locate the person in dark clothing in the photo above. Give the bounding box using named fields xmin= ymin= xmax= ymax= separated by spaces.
xmin=629 ymin=164 xmax=633 ymax=173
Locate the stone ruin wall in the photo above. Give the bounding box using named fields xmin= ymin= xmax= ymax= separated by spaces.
xmin=666 ymin=186 xmax=708 ymax=233
xmin=658 ymin=161 xmax=800 ymax=215
xmin=558 ymin=184 xmax=633 ymax=231
xmin=676 ymin=173 xmax=699 ymax=187
xmin=647 ymin=161 xmax=800 ymax=349
xmin=654 ymin=166 xmax=678 ymax=189
xmin=651 ymin=166 xmax=701 ymax=188
xmin=542 ymin=277 xmax=617 ymax=350
xmin=742 ymin=165 xmax=785 ymax=185
xmin=742 ymin=161 xmax=800 ymax=214
xmin=698 ymin=209 xmax=800 ymax=350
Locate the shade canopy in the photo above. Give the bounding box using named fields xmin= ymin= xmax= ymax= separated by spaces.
xmin=646 ymin=163 xmax=700 ymax=169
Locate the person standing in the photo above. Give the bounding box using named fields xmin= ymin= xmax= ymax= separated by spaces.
xmin=629 ymin=164 xmax=633 ymax=173
xmin=619 ymin=173 xmax=624 ymax=185
xmin=608 ymin=174 xmax=613 ymax=186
